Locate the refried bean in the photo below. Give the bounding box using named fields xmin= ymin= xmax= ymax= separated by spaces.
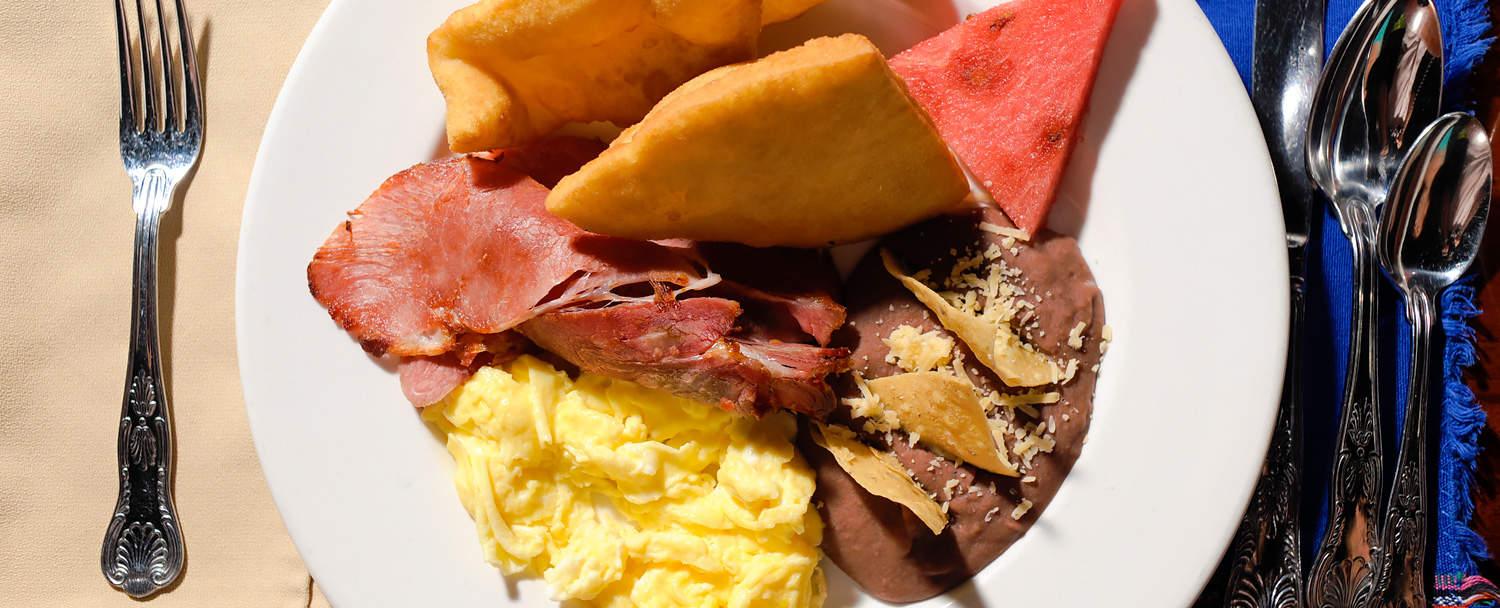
xmin=805 ymin=205 xmax=1105 ymax=602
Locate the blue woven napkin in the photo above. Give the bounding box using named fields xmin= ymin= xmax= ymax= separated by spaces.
xmin=1195 ymin=0 xmax=1493 ymax=600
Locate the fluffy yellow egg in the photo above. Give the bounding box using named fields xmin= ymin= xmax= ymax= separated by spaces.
xmin=423 ymin=355 xmax=825 ymax=607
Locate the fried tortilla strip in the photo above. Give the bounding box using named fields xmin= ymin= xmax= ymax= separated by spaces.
xmin=881 ymin=250 xmax=1061 ymax=387
xmin=867 ymin=372 xmax=1017 ymax=477
xmin=810 ymin=423 xmax=947 ymax=534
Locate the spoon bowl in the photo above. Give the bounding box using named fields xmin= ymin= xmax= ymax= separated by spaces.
xmin=1380 ymin=113 xmax=1492 ymax=294
xmin=1307 ymin=0 xmax=1385 ymax=196
xmin=1370 ymin=111 xmax=1490 ymax=607
xmin=1331 ymin=0 xmax=1445 ymax=208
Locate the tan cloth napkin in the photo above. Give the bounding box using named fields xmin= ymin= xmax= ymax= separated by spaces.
xmin=1 ymin=1 xmax=332 ymax=605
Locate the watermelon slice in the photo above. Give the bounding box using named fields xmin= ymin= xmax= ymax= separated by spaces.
xmin=890 ymin=0 xmax=1123 ymax=235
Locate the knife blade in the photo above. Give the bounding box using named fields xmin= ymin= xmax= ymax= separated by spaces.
xmin=1222 ymin=2 xmax=1322 ymax=607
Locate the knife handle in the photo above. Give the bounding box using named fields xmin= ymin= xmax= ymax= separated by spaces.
xmin=1308 ymin=220 xmax=1384 ymax=608
xmin=1224 ymin=259 xmax=1307 ymax=608
xmin=101 ymin=201 xmax=185 ymax=598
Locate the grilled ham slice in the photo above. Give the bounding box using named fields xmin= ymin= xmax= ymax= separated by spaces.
xmin=308 ymin=155 xmax=717 ymax=357
xmin=310 ymin=152 xmax=847 ymax=416
xmin=519 ymin=298 xmax=847 ymax=417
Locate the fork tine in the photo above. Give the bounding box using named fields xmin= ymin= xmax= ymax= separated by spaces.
xmin=114 ymin=0 xmax=136 ymax=132
xmin=133 ymin=0 xmax=157 ymax=131
xmin=153 ymin=0 xmax=176 ymax=131
xmin=173 ymin=0 xmax=201 ymax=127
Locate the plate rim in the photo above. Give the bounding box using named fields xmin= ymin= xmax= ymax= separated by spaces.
xmin=236 ymin=1 xmax=1288 ymax=605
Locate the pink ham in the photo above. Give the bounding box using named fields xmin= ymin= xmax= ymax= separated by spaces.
xmin=890 ymin=0 xmax=1122 ymax=235
xmin=309 ymin=152 xmax=849 ymax=416
xmin=397 ymin=333 xmax=529 ymax=407
xmin=518 ymin=299 xmax=846 ymax=417
xmin=397 ymin=356 xmax=472 ymax=407
xmin=697 ymin=243 xmax=846 ymax=345
xmin=307 ymin=155 xmax=716 ymax=357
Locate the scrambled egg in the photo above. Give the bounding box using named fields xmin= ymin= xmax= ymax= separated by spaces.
xmin=423 ymin=355 xmax=825 ymax=607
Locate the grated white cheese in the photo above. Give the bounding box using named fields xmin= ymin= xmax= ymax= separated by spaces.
xmin=988 ymin=391 xmax=1061 ymax=410
xmin=882 ymin=325 xmax=954 ymax=373
xmin=1067 ymin=321 xmax=1088 ymax=349
xmin=1061 ymin=359 xmax=1080 ymax=383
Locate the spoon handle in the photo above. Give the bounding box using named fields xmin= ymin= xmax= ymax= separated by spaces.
xmin=1374 ymin=288 xmax=1436 ymax=607
xmin=1308 ymin=225 xmax=1384 ymax=608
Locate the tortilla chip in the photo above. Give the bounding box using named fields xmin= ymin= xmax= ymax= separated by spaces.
xmin=867 ymin=372 xmax=1018 ymax=477
xmin=810 ymin=424 xmax=947 ymax=534
xmin=880 ymin=249 xmax=1061 ymax=387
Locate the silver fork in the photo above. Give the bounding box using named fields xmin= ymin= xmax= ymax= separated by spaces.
xmin=101 ymin=0 xmax=202 ymax=598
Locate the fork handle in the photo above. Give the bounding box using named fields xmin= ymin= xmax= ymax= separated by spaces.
xmin=101 ymin=172 xmax=184 ymax=598
xmin=1373 ymin=287 xmax=1436 ymax=607
xmin=1308 ymin=215 xmax=1384 ymax=608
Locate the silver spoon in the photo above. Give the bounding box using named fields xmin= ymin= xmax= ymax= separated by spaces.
xmin=1307 ymin=0 xmax=1384 ymax=195
xmin=1374 ymin=112 xmax=1491 ymax=608
xmin=1306 ymin=1 xmax=1443 ymax=606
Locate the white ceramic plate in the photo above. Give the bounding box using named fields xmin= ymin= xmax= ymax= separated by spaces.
xmin=238 ymin=0 xmax=1288 ymax=606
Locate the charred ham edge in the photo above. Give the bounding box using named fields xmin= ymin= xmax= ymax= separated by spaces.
xmin=519 ymin=298 xmax=849 ymax=418
xmin=710 ymin=280 xmax=846 ymax=346
xmin=694 ymin=243 xmax=847 ymax=345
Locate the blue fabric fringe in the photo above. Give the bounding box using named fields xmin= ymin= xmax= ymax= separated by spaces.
xmin=1196 ymin=0 xmax=1494 ymax=583
xmin=1438 ymin=0 xmax=1496 ymax=104
xmin=1439 ymin=282 xmax=1488 ymax=575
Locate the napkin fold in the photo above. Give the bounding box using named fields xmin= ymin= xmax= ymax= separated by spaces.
xmin=1196 ymin=0 xmax=1495 ymax=602
xmin=0 ymin=1 xmax=327 ymax=605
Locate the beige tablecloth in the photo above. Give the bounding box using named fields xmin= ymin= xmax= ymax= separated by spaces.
xmin=1 ymin=1 xmax=332 ymax=605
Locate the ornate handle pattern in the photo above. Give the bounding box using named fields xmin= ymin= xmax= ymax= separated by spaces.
xmin=101 ymin=173 xmax=184 ymax=598
xmin=1224 ymin=251 xmax=1307 ymax=608
xmin=1308 ymin=210 xmax=1384 ymax=608
xmin=1373 ymin=288 xmax=1436 ymax=607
